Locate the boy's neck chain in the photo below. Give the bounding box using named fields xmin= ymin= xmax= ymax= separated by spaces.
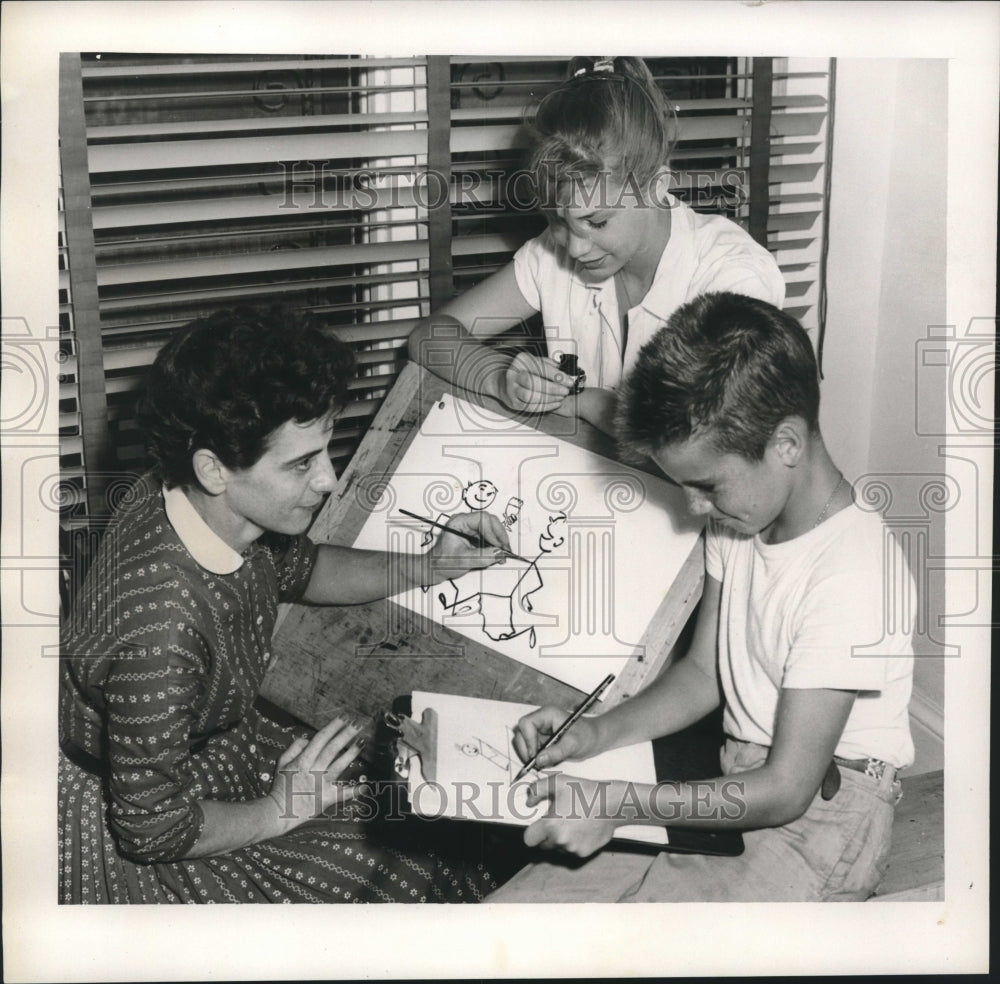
xmin=812 ymin=474 xmax=847 ymax=529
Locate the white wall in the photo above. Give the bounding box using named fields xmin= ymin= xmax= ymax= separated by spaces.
xmin=823 ymin=59 xmax=948 ymax=775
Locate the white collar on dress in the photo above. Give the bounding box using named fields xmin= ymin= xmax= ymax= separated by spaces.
xmin=163 ymin=484 xmax=244 ymax=575
xmin=632 ymin=191 xmax=691 ymax=322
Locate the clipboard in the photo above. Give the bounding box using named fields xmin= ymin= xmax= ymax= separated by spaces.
xmin=385 ymin=693 xmax=743 ymax=858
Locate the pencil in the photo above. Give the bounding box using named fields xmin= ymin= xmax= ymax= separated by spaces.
xmin=397 ymin=508 xmax=532 ymax=564
xmin=513 ymin=673 xmax=615 ymax=782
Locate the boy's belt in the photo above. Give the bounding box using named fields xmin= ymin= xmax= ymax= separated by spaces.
xmin=836 ymin=755 xmax=895 ymax=782
xmin=820 ymin=756 xmax=896 ymax=801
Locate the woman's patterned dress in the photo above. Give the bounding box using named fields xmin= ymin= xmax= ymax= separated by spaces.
xmin=59 ymin=476 xmax=498 ymax=903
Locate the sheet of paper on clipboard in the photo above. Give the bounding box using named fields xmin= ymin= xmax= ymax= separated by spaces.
xmin=395 ymin=691 xmax=669 ymax=848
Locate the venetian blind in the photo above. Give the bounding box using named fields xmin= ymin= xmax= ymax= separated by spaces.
xmin=445 ymin=56 xmax=831 ymax=327
xmin=58 ymin=53 xmax=831 ymax=534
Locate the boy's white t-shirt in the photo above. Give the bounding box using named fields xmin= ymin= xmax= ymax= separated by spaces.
xmin=705 ymin=504 xmax=915 ymax=768
xmin=513 ymin=193 xmax=786 ymax=390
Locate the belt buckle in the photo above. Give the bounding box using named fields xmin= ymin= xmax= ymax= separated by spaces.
xmin=864 ymin=758 xmax=887 ymax=781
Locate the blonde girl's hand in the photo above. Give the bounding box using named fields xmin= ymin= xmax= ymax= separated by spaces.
xmin=267 ymin=717 xmax=366 ymax=833
xmin=550 ymin=387 xmax=618 ymax=432
xmin=498 ymin=353 xmax=572 ymax=413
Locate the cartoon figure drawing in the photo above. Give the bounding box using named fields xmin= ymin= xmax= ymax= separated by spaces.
xmin=458 ymin=736 xmax=513 ymax=775
xmin=464 ymin=480 xmax=500 ymax=511
xmin=445 ymin=512 xmax=568 ymax=649
xmin=421 ymin=480 xmax=499 ymax=546
xmin=426 ymin=480 xmax=501 ymax=608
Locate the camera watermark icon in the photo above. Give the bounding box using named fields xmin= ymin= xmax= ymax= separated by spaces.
xmin=3 ymin=453 xmax=68 ymax=635
xmin=916 ymin=319 xmax=996 ymax=439
xmin=2 ymin=318 xmax=65 ymax=659
xmin=905 ymin=316 xmax=996 ymax=646
xmin=1 ymin=317 xmax=62 ymax=436
xmin=852 ymin=471 xmax=975 ymax=657
xmin=2 ymin=458 xmax=150 ymax=658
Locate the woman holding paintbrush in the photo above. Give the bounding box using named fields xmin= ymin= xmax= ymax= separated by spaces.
xmin=59 ymin=306 xmax=510 ymax=903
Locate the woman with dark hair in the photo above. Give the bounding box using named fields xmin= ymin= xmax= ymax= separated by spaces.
xmin=408 ymin=56 xmax=785 ymax=435
xmin=59 ymin=306 xmax=510 ymax=903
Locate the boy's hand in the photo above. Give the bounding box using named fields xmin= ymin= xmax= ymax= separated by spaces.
xmin=523 ymin=773 xmax=622 ymax=857
xmin=428 ymin=510 xmax=510 ymax=582
xmin=512 ymin=706 xmax=601 ymax=770
xmin=498 ymin=353 xmax=572 ymax=413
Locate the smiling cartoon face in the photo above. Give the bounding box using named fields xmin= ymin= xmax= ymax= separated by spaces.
xmin=463 ymin=480 xmax=498 ymax=510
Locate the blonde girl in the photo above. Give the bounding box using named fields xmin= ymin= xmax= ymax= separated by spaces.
xmin=409 ymin=56 xmax=785 ymax=434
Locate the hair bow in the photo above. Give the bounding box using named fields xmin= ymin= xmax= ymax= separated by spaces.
xmin=574 ymin=57 xmax=617 ymax=77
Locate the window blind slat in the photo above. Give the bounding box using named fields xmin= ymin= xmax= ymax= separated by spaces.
xmin=99 ymin=326 xmax=413 ymax=374
xmin=335 ymin=398 xmax=383 ymax=421
xmin=334 ymin=320 xmax=418 ymax=345
xmin=783 ymin=280 xmax=812 ymax=299
xmin=93 ymin=186 xmax=425 ymax=228
xmin=451 ymin=233 xmax=532 ymax=257
xmin=767 ymin=210 xmax=821 ymax=233
xmin=451 ymin=111 xmax=825 ymax=155
xmin=767 ymin=236 xmax=817 ymax=251
xmin=97 ymin=240 xmax=429 ymax=287
xmin=88 ymin=129 xmax=428 ymax=174
xmin=448 ymin=93 xmax=825 ymax=124
xmin=92 ymin=163 xmax=421 ymax=198
xmin=97 ymin=271 xmax=428 ymax=315
xmin=354 ymin=344 xmax=407 ymax=367
xmin=769 ymin=162 xmax=823 ymax=183
xmin=89 ymin=110 xmax=430 ymax=141
xmin=85 ymin=83 xmax=430 ymax=105
xmin=81 ymin=57 xmax=425 ymax=80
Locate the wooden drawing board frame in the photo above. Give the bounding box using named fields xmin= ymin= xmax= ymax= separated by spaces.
xmin=261 ymin=363 xmax=704 ymax=738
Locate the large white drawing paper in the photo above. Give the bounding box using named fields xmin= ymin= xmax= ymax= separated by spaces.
xmin=408 ymin=691 xmax=668 ymax=847
xmin=353 ymin=394 xmax=704 ymax=693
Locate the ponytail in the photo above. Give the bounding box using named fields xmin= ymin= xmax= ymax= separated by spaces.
xmin=528 ymin=56 xmax=677 ymax=208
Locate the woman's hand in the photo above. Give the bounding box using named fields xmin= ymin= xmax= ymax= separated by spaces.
xmin=497 ymin=352 xmax=572 ymax=413
xmin=512 ymin=705 xmax=602 ymax=771
xmin=267 ymin=717 xmax=365 ymax=834
xmin=427 ymin=510 xmax=511 ymax=583
xmin=523 ymin=773 xmax=624 ymax=857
